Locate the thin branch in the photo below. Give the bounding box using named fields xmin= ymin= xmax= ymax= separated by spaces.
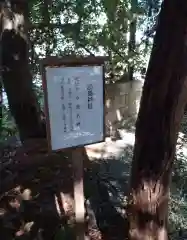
xmin=77 ymin=42 xmax=95 ymax=56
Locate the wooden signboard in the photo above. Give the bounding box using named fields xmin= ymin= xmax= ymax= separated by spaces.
xmin=41 ymin=56 xmax=106 ymax=152
xmin=41 ymin=56 xmax=107 ymax=239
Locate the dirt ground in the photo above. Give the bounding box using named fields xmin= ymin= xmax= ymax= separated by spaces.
xmin=0 ymin=137 xmax=133 ymax=240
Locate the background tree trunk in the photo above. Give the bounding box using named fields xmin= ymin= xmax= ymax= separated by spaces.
xmin=128 ymin=0 xmax=137 ymax=82
xmin=127 ymin=1 xmax=187 ymax=239
xmin=0 ymin=0 xmax=45 ymax=142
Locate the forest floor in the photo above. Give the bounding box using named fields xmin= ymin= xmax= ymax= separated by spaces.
xmin=0 ymin=117 xmax=187 ymax=239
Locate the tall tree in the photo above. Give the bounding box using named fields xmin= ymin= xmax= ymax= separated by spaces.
xmin=127 ymin=1 xmax=187 ymax=239
xmin=0 ymin=0 xmax=45 ymax=142
xmin=128 ymin=0 xmax=138 ymax=81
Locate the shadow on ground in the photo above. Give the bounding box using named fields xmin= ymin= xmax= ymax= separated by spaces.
xmin=0 ymin=143 xmax=133 ymax=240
xmin=84 ymin=146 xmax=133 ymax=240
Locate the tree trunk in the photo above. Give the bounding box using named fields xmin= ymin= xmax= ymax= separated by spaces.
xmin=0 ymin=0 xmax=45 ymax=142
xmin=128 ymin=0 xmax=137 ymax=81
xmin=42 ymin=0 xmax=53 ymax=55
xmin=127 ymin=1 xmax=187 ymax=239
xmin=144 ymin=0 xmax=153 ymax=55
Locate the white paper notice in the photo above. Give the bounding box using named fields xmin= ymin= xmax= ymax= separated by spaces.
xmin=45 ymin=65 xmax=104 ymax=150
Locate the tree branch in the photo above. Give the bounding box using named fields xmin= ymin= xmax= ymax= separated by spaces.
xmin=28 ymin=22 xmax=80 ymax=31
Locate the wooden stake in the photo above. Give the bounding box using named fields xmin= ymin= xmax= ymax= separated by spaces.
xmin=72 ymin=148 xmax=85 ymax=240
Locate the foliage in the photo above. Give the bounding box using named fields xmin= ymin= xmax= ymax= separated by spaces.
xmin=169 ymin=116 xmax=187 ymax=237
xmin=28 ymin=0 xmax=161 ymax=81
xmin=0 ymin=105 xmax=17 ymax=143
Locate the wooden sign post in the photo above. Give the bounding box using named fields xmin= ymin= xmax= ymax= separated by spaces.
xmin=41 ymin=56 xmax=106 ymax=239
xmin=72 ymin=147 xmax=85 ymax=240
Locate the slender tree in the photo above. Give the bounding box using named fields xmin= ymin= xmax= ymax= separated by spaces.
xmin=127 ymin=1 xmax=187 ymax=239
xmin=128 ymin=0 xmax=137 ymax=81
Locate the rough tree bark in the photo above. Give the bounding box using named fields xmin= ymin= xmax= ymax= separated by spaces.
xmin=127 ymin=1 xmax=187 ymax=239
xmin=0 ymin=0 xmax=45 ymax=142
